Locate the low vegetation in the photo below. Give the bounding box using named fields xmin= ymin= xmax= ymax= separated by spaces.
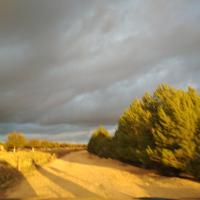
xmin=0 ymin=133 xmax=86 ymax=191
xmin=0 ymin=151 xmax=55 ymax=172
xmin=88 ymin=84 xmax=200 ymax=179
xmin=0 ymin=160 xmax=22 ymax=191
xmin=0 ymin=151 xmax=55 ymax=191
xmin=88 ymin=126 xmax=113 ymax=158
xmin=4 ymin=132 xmax=86 ymax=152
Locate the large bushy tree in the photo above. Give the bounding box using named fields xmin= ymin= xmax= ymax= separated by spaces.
xmin=114 ymin=97 xmax=153 ymax=165
xmin=88 ymin=84 xmax=200 ymax=179
xmin=147 ymin=85 xmax=200 ymax=172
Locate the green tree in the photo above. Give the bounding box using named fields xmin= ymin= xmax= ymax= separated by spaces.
xmin=147 ymin=85 xmax=200 ymax=173
xmin=88 ymin=126 xmax=112 ymax=158
xmin=87 ymin=84 xmax=200 ymax=179
xmin=5 ymin=132 xmax=26 ymax=152
xmin=189 ymin=118 xmax=200 ymax=179
xmin=114 ymin=97 xmax=154 ymax=165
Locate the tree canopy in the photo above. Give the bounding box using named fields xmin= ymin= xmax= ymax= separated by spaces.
xmin=5 ymin=132 xmax=26 ymax=150
xmin=88 ymin=84 xmax=200 ymax=179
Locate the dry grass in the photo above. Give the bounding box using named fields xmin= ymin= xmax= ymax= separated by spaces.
xmin=0 ymin=151 xmax=55 ymax=172
xmin=0 ymin=151 xmax=55 ymax=191
xmin=0 ymin=147 xmax=86 ymax=192
xmin=0 ymin=145 xmax=85 ymax=195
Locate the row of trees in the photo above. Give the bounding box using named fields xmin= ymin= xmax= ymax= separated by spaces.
xmin=88 ymin=84 xmax=200 ymax=179
xmin=4 ymin=132 xmax=86 ymax=152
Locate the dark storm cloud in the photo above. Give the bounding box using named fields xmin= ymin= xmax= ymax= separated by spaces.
xmin=0 ymin=0 xmax=200 ymax=140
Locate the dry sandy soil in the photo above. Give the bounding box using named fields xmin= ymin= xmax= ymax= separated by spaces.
xmin=4 ymin=150 xmax=200 ymax=200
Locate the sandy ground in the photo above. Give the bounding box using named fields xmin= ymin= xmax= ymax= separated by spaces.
xmin=4 ymin=150 xmax=200 ymax=200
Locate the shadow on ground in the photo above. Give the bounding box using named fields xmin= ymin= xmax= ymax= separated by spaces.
xmin=0 ymin=160 xmax=37 ymax=199
xmin=37 ymin=166 xmax=102 ymax=199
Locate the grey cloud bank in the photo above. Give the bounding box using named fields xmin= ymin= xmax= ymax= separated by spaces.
xmin=0 ymin=0 xmax=200 ymax=142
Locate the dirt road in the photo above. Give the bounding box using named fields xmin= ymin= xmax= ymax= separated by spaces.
xmin=5 ymin=150 xmax=200 ymax=199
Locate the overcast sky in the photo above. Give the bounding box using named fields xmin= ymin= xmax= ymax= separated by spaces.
xmin=0 ymin=0 xmax=200 ymax=142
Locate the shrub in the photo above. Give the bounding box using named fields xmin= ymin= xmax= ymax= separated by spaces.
xmin=88 ymin=126 xmax=112 ymax=158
